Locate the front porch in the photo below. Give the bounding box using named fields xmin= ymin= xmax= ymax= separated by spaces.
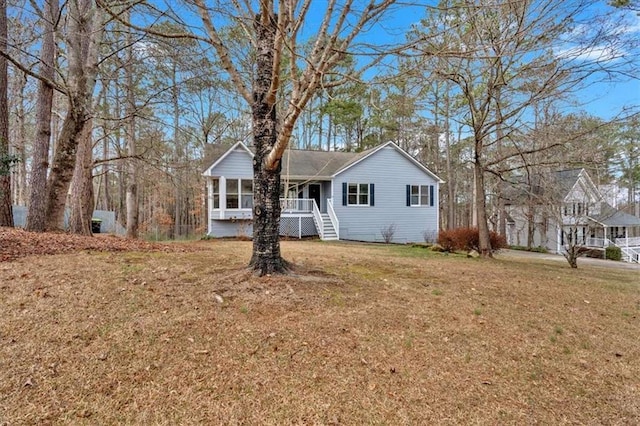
xmin=583 ymin=236 xmax=640 ymax=263
xmin=583 ymin=209 xmax=640 ymax=263
xmin=279 ymin=198 xmax=339 ymax=240
xmin=207 ymin=198 xmax=339 ymax=241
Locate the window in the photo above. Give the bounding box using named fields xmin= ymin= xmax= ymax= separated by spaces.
xmin=348 ymin=183 xmax=369 ymax=206
xmin=226 ymin=179 xmax=238 ymax=208
xmin=342 ymin=182 xmax=374 ymax=206
xmin=241 ymin=179 xmax=253 ymax=208
xmin=222 ymin=179 xmax=253 ymax=209
xmin=407 ymin=185 xmax=433 ymax=206
xmin=211 ymin=179 xmax=220 ymax=209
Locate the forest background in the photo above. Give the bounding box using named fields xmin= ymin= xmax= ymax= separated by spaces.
xmin=0 ymin=0 xmax=638 ymax=242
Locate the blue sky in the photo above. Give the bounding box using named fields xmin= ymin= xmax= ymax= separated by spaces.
xmin=362 ymin=1 xmax=639 ymax=121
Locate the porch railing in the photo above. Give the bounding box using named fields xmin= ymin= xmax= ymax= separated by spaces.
xmin=585 ymin=237 xmax=613 ymax=248
xmin=280 ymin=198 xmax=313 ymax=213
xmin=615 ymin=236 xmax=640 ymax=247
xmin=327 ymin=198 xmax=339 ymax=240
xmin=311 ymin=200 xmax=324 ymax=240
xmin=621 ymin=246 xmax=640 ymax=263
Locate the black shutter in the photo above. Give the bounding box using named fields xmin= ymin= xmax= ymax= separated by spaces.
xmin=342 ymin=182 xmax=347 ymax=206
xmin=429 ymin=185 xmax=434 ymax=207
xmin=406 ymin=185 xmax=411 ymax=206
xmin=370 ymin=184 xmax=375 ymax=206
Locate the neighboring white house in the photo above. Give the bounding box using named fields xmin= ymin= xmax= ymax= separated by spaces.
xmin=505 ymin=168 xmax=640 ymax=263
xmin=202 ymin=141 xmax=443 ymax=243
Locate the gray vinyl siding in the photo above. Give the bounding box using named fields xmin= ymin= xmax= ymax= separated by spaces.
xmin=208 ymin=147 xmax=253 ymax=178
xmin=333 ymin=145 xmax=439 ymax=243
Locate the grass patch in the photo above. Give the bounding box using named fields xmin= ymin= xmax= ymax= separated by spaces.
xmin=1 ymin=239 xmax=639 ymax=424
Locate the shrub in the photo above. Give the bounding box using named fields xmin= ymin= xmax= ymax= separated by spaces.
xmin=605 ymin=246 xmax=622 ymax=261
xmin=380 ymin=224 xmax=396 ymax=243
xmin=437 ymin=227 xmax=507 ymax=252
xmin=422 ymin=230 xmax=437 ymax=244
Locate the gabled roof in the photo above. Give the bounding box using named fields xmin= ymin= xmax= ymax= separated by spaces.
xmin=333 ymin=141 xmax=445 ymax=183
xmin=202 ymin=141 xmax=253 ymax=175
xmin=590 ymin=203 xmax=640 ymax=227
xmin=281 ymin=149 xmax=363 ymax=179
xmin=202 ymin=141 xmax=444 ymax=182
xmin=553 ymin=169 xmax=584 ymax=199
xmin=504 ymin=168 xmax=601 ymax=204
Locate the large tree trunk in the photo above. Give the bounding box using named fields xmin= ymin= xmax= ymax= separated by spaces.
xmin=68 ymin=119 xmax=94 ymax=235
xmin=0 ymin=0 xmax=12 ymax=227
xmin=125 ymin=15 xmax=138 ymax=239
xmin=45 ymin=109 xmax=85 ymax=230
xmin=172 ymin=62 xmax=182 ymax=238
xmin=444 ymin=90 xmax=455 ymax=230
xmin=44 ymin=0 xmax=102 ymax=231
xmin=14 ymin=73 xmax=27 ymax=206
xmin=26 ymin=0 xmax=58 ymax=231
xmin=249 ymin=13 xmax=288 ymax=275
xmin=474 ymin=156 xmax=492 ymax=257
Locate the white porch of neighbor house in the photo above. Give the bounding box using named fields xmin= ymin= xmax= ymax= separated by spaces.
xmin=583 ymin=225 xmax=640 ymax=264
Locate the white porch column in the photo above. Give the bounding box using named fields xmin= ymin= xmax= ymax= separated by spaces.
xmin=219 ymin=176 xmax=226 ymax=220
xmin=207 ymin=177 xmax=213 ymax=234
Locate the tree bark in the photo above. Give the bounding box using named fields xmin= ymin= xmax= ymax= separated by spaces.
xmin=444 ymin=90 xmax=455 ymax=230
xmin=68 ymin=119 xmax=94 ymax=235
xmin=249 ymin=13 xmax=288 ymax=275
xmin=0 ymin=0 xmax=12 ymax=227
xmin=26 ymin=0 xmax=58 ymax=231
xmin=125 ymin=13 xmax=138 ymax=239
xmin=44 ymin=0 xmax=102 ymax=231
xmin=172 ymin=61 xmax=182 ymax=238
xmin=474 ymin=154 xmax=492 ymax=257
xmin=14 ymin=73 xmax=27 ymax=206
xmin=45 ymin=109 xmax=85 ymax=230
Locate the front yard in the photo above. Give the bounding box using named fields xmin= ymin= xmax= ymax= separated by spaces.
xmin=1 ymin=235 xmax=638 ymax=424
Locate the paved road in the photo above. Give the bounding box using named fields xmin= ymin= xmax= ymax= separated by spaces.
xmin=497 ymin=249 xmax=640 ymax=272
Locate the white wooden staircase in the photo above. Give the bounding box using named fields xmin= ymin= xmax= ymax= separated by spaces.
xmin=319 ymin=213 xmax=338 ymax=241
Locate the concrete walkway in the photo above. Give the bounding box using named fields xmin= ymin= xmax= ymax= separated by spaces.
xmin=497 ymin=249 xmax=640 ymax=272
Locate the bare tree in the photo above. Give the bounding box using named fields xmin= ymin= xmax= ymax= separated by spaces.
xmin=25 ymin=0 xmax=59 ymax=231
xmin=124 ymin=11 xmax=138 ymax=239
xmin=44 ymin=0 xmax=105 ymax=231
xmin=412 ymin=0 xmax=636 ymax=257
xmin=68 ymin=118 xmax=94 ymax=234
xmin=104 ymin=0 xmax=398 ymax=273
xmin=0 ymin=0 xmax=12 ymax=226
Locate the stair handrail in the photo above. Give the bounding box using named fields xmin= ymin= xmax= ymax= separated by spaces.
xmin=311 ymin=199 xmax=324 ymax=240
xmin=327 ymin=198 xmax=339 ymax=240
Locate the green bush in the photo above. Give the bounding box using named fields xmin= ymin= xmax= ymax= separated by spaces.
xmin=605 ymin=246 xmax=622 ymax=261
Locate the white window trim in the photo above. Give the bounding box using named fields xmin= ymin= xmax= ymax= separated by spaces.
xmin=213 ymin=178 xmax=253 ymax=211
xmin=410 ymin=184 xmax=430 ymax=207
xmin=347 ymin=183 xmax=370 ymax=206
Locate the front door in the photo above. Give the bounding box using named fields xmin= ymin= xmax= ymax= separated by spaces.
xmin=309 ymin=184 xmax=321 ymax=211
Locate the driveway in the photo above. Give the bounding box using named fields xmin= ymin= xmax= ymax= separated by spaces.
xmin=497 ymin=249 xmax=640 ymax=272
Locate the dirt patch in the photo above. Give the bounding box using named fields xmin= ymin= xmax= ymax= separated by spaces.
xmin=1 ymin=239 xmax=639 ymax=424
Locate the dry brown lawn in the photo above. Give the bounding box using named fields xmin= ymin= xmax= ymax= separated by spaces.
xmin=1 ymin=235 xmax=639 ymax=424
